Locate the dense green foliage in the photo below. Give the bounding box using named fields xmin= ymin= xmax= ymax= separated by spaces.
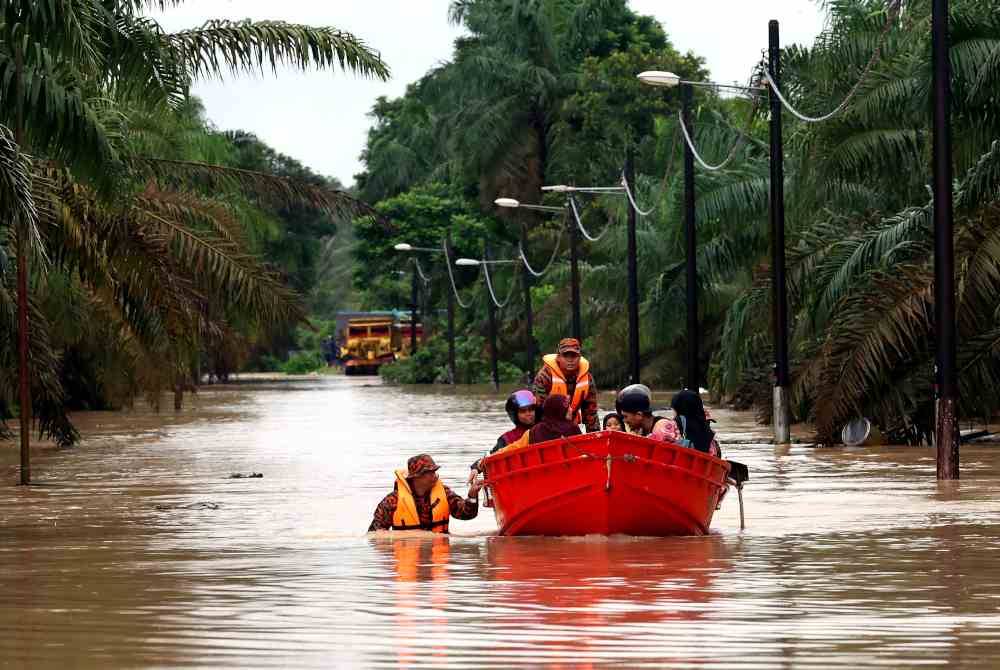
xmin=380 ymin=335 xmax=525 ymax=385
xmin=355 ymin=0 xmax=1000 ymax=443
xmin=0 ymin=1 xmax=388 ymax=445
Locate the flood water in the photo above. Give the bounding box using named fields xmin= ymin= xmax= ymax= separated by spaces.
xmin=2 ymin=376 xmax=1000 ymax=668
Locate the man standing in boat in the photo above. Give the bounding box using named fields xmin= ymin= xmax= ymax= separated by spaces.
xmin=532 ymin=338 xmax=600 ymax=433
xmin=368 ymin=454 xmax=484 ymax=533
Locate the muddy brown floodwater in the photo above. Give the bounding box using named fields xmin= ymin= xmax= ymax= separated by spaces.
xmin=2 ymin=376 xmax=1000 ymax=668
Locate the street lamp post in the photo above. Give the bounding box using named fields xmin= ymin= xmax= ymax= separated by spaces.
xmin=455 ymin=255 xmax=522 ymax=392
xmin=520 ymin=221 xmax=537 ymax=371
xmin=932 ymin=0 xmax=959 ymax=478
xmin=681 ymin=83 xmax=700 ymax=391
xmin=637 ymin=72 xmax=701 ymax=391
xmin=768 ymin=20 xmax=791 ymax=445
xmin=394 ymin=242 xmax=455 ymax=381
xmin=445 ymin=232 xmax=457 ymax=384
xmin=409 ymin=261 xmax=419 ymax=354
xmin=624 ymin=148 xmax=641 ymax=383
xmin=494 ymin=198 xmax=580 ymax=344
xmin=567 ymin=197 xmax=583 ymax=342
xmin=484 ymin=244 xmax=501 ymax=391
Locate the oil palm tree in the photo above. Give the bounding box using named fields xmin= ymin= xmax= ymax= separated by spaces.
xmin=0 ymin=1 xmax=389 ymax=478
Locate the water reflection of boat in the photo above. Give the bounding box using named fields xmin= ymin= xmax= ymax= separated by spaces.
xmin=486 ymin=536 xmax=725 ymax=627
xmin=482 ymin=431 xmax=731 ymax=536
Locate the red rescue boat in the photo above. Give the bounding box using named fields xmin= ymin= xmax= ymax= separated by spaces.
xmin=482 ymin=430 xmax=734 ymax=536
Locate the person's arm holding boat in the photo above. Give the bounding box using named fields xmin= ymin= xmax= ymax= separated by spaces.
xmin=369 ymin=454 xmax=484 ymax=533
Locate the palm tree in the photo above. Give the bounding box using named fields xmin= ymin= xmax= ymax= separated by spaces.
xmin=0 ymin=0 xmax=389 ymax=481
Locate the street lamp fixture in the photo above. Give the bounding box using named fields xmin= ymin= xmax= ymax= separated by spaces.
xmin=493 ymin=197 xmax=565 ymax=214
xmin=394 ymin=242 xmax=441 ymax=254
xmin=393 ymin=243 xmax=412 ymax=251
xmin=637 ymin=70 xmax=764 ymax=91
xmin=455 ymin=258 xmax=518 ymax=266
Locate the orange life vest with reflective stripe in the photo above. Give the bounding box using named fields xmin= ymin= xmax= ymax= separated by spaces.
xmin=391 ymin=471 xmax=449 ymax=533
xmin=543 ymin=354 xmax=592 ymax=424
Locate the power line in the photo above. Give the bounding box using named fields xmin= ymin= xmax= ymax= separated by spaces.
xmin=519 ymin=228 xmax=564 ymax=278
xmin=763 ymin=0 xmax=902 ymax=123
xmin=482 ymin=258 xmax=519 ymax=308
xmin=442 ymin=237 xmax=478 ymax=308
xmin=569 ymin=195 xmax=615 ymax=242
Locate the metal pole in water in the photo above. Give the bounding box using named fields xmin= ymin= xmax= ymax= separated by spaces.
xmin=932 ymin=0 xmax=959 ymax=478
xmin=769 ymin=20 xmax=791 ymax=445
xmin=520 ymin=222 xmax=537 ymax=371
xmin=446 ymin=231 xmax=457 ymax=384
xmin=410 ymin=261 xmax=419 ymax=355
xmin=485 ymin=243 xmax=500 ymax=391
xmin=681 ymin=83 xmax=700 ymax=391
xmin=625 ymin=147 xmax=641 ymax=384
xmin=568 ymin=199 xmax=583 ymax=343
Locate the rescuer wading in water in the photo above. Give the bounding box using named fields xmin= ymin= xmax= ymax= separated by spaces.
xmin=369 ymin=454 xmax=483 ymax=533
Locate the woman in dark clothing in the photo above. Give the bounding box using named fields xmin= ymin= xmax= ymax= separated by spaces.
xmin=671 ymin=389 xmax=720 ymax=456
xmin=501 ymin=394 xmax=580 ymax=451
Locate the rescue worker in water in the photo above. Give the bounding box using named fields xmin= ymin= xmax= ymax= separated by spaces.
xmin=368 ymin=454 xmax=484 ymax=533
xmin=532 ymin=338 xmax=600 ymax=433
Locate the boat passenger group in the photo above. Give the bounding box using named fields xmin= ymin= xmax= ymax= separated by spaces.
xmin=368 ymin=337 xmax=720 ymax=533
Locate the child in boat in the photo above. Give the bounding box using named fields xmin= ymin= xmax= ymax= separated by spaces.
xmin=503 ymin=395 xmax=580 ymax=450
xmin=470 ymin=389 xmax=538 ymax=475
xmin=603 ymin=413 xmax=624 ymax=431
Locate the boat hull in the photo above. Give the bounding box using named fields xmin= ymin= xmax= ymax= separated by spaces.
xmin=482 ymin=431 xmax=731 ymax=537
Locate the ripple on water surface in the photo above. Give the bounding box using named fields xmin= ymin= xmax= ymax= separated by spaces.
xmin=2 ymin=376 xmax=1000 ymax=668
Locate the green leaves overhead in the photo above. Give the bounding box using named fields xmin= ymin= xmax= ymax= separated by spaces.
xmin=165 ymin=20 xmax=389 ymax=82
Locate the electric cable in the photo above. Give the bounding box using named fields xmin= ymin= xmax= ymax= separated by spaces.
xmin=442 ymin=237 xmax=478 ymax=309
xmin=569 ymin=195 xmax=615 ymax=242
xmin=519 ymin=228 xmax=564 ymax=278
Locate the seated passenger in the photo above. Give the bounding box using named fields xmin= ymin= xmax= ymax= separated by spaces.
xmin=603 ymin=413 xmax=624 ymax=432
xmin=617 ymin=384 xmax=679 ymax=442
xmin=671 ymin=389 xmax=722 ymax=457
xmin=504 ymin=395 xmax=580 ymax=450
xmin=369 ymin=454 xmax=483 ymax=533
xmin=470 ymin=389 xmax=538 ymax=474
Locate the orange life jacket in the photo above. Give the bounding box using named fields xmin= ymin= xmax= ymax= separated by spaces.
xmin=542 ymin=353 xmax=592 ymax=424
xmin=391 ymin=471 xmax=449 ymax=533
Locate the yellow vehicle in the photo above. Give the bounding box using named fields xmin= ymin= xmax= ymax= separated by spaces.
xmin=341 ymin=316 xmax=396 ymax=375
xmin=336 ymin=312 xmax=423 ymax=375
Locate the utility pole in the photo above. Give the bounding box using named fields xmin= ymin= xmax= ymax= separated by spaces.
xmin=520 ymin=221 xmax=537 ymax=371
xmin=932 ymin=0 xmax=959 ymax=478
xmin=625 ymin=147 xmax=641 ymax=384
xmin=769 ymin=20 xmax=791 ymax=445
xmin=485 ymin=243 xmax=500 ymax=391
xmin=410 ymin=261 xmax=419 ymax=355
xmin=568 ymin=197 xmax=583 ymax=343
xmin=681 ymin=83 xmax=700 ymax=391
xmin=445 ymin=231 xmax=457 ymax=384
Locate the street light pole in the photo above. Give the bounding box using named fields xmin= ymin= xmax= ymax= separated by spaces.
xmin=520 ymin=221 xmax=537 ymax=370
xmin=932 ymin=0 xmax=959 ymax=478
xmin=625 ymin=147 xmax=641 ymax=384
xmin=681 ymin=83 xmax=700 ymax=391
xmin=769 ymin=20 xmax=791 ymax=444
xmin=410 ymin=261 xmax=419 ymax=355
xmin=445 ymin=231 xmax=457 ymax=384
xmin=568 ymin=197 xmax=583 ymax=343
xmin=485 ymin=243 xmax=501 ymax=391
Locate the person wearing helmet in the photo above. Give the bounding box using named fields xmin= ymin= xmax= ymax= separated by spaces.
xmin=469 ymin=389 xmax=538 ymax=474
xmin=617 ymin=384 xmax=681 ymax=443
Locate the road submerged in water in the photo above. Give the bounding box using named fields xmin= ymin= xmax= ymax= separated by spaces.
xmin=2 ymin=376 xmax=1000 ymax=668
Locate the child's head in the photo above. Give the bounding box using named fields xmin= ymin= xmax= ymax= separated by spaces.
xmin=603 ymin=413 xmax=624 ymax=431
